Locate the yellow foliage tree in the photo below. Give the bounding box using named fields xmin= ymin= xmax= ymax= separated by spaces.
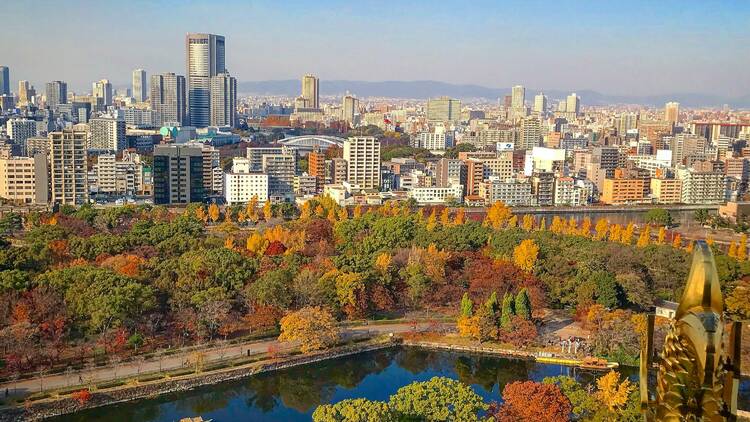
xmin=657 ymin=226 xmax=666 ymax=244
xmin=567 ymin=217 xmax=578 ymax=235
xmin=246 ymin=196 xmax=259 ymax=220
xmin=513 ymin=239 xmax=539 ymax=272
xmin=594 ymin=219 xmax=609 ymax=240
xmin=608 ymin=224 xmax=622 ymax=242
xmin=246 ymin=232 xmax=268 ymax=255
xmin=507 ymin=215 xmax=518 ymax=228
xmin=353 ymin=205 xmax=363 ymax=218
xmin=224 ymin=236 xmax=235 ymax=250
xmin=278 ymin=307 xmax=340 ymax=354
xmin=237 ymin=209 xmax=247 ymax=224
xmin=195 ymin=206 xmax=208 ymax=223
xmin=671 ymin=233 xmax=682 ymax=248
xmin=550 ymin=216 xmax=566 ymax=234
xmin=485 ymin=201 xmax=512 ymax=229
xmin=595 ymin=371 xmax=635 ymax=412
xmin=374 ymin=253 xmax=391 ymax=273
xmin=208 ymin=203 xmax=220 ymax=223
xmin=423 ymin=244 xmax=450 ymax=282
xmin=738 ymin=234 xmax=747 ymax=261
xmin=538 ymin=218 xmax=546 ymax=231
xmin=455 ymin=208 xmax=466 ymax=225
xmin=636 ymin=225 xmax=651 ymax=248
xmin=335 ymin=272 xmax=366 ymax=312
xmin=579 ymin=217 xmax=592 ymax=237
xmin=426 ymin=209 xmax=438 ymax=231
xmin=522 ymin=214 xmax=534 ymax=231
xmin=729 ymin=241 xmax=738 ymax=258
xmin=263 ymin=200 xmax=273 ymax=221
xmin=620 ymin=223 xmax=635 ymax=245
xmin=706 ymin=235 xmax=714 ymax=246
xmin=456 ymin=316 xmax=479 ymax=339
xmin=686 ymin=241 xmax=694 ymax=253
xmin=440 ymin=208 xmax=451 ymax=226
xmin=300 ymin=201 xmax=312 ymax=220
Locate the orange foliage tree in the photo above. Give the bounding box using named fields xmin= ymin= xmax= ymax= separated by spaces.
xmin=495 ymin=381 xmax=572 ymax=422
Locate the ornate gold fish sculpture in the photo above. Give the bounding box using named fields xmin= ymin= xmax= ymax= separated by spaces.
xmin=640 ymin=241 xmax=742 ymax=421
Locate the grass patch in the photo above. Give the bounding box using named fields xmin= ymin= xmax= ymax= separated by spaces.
xmin=137 ymin=373 xmax=165 ymax=383
xmin=96 ymin=380 xmax=126 ymax=390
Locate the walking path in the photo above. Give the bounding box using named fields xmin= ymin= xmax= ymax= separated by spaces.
xmin=0 ymin=322 xmax=423 ymax=397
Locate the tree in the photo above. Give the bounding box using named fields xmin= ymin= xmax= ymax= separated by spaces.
xmin=455 ymin=208 xmax=466 ymax=225
xmin=522 ymin=214 xmax=534 ymax=231
xmin=500 ymin=293 xmax=515 ymax=329
xmin=657 ymin=226 xmax=666 ymax=244
xmin=671 ymin=233 xmax=682 ymax=248
xmin=439 ymin=208 xmax=450 ymax=226
xmin=313 ymin=398 xmax=397 ymax=422
xmin=474 ymin=305 xmax=497 ymax=342
xmin=515 ymin=288 xmax=531 ymax=320
xmin=72 ymin=389 xmax=92 ymax=406
xmin=195 ymin=206 xmax=208 ymax=223
xmin=637 ymin=225 xmax=651 ymax=247
xmin=278 ymin=306 xmax=339 ymax=354
xmin=726 ymin=280 xmax=750 ymax=320
xmin=645 ymin=208 xmax=672 ymax=227
xmin=426 ymin=209 xmax=437 ymax=231
xmin=594 ymin=219 xmax=609 ymax=240
xmin=513 ymin=239 xmax=539 ymax=272
xmin=738 ymin=234 xmax=747 ymax=261
xmin=263 ymin=200 xmax=273 ymax=221
xmin=595 ymin=370 xmax=634 ymax=412
xmin=543 ymin=376 xmax=599 ymax=420
xmin=460 ymin=293 xmax=473 ymax=317
xmin=694 ymin=209 xmax=710 ymax=225
xmin=208 ymin=203 xmax=220 ymax=223
xmin=246 ymin=232 xmax=268 ymax=255
xmin=389 ymin=376 xmax=488 ymax=422
xmin=496 ymin=381 xmax=572 ymax=422
xmin=620 ymin=223 xmax=635 ymax=245
xmin=485 ymin=201 xmax=512 ymax=229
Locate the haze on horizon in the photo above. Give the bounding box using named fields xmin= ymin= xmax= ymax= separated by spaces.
xmin=2 ymin=0 xmax=749 ymax=98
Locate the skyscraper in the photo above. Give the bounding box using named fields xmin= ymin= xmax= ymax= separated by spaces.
xmin=426 ymin=97 xmax=461 ymax=122
xmin=17 ymin=80 xmax=34 ymax=105
xmin=343 ymin=137 xmax=381 ymax=189
xmin=533 ymin=93 xmax=547 ymax=115
xmin=0 ymin=66 xmax=9 ymax=96
xmin=150 ymin=73 xmax=187 ymax=126
xmin=50 ymin=130 xmax=88 ymax=205
xmin=209 ymin=72 xmax=237 ymax=127
xmin=665 ymin=101 xmax=680 ymax=124
xmin=132 ymin=69 xmax=147 ymax=102
xmin=511 ymin=85 xmax=525 ymax=109
xmin=186 ymin=33 xmax=226 ymax=127
xmin=566 ymin=93 xmax=580 ymax=117
xmin=342 ymin=95 xmax=359 ymax=125
xmin=301 ymin=74 xmax=319 ymax=109
xmin=92 ymin=79 xmax=113 ymax=106
xmin=45 ymin=81 xmax=68 ymax=107
xmin=153 ymin=144 xmax=204 ymax=205
xmin=89 ymin=116 xmax=126 ymax=151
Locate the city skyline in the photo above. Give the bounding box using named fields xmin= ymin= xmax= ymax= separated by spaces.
xmin=1 ymin=0 xmax=749 ymax=97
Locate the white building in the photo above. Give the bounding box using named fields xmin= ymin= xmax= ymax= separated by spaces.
xmin=415 ymin=130 xmax=453 ymax=151
xmin=676 ymin=166 xmax=728 ymax=204
xmin=224 ymin=158 xmax=269 ymax=204
xmin=344 ymin=136 xmax=381 ymax=190
xmin=554 ymin=177 xmax=583 ymax=206
xmin=89 ymin=116 xmax=126 ymax=151
xmin=479 ymin=177 xmax=533 ymax=206
xmin=6 ymin=119 xmax=37 ymax=151
xmin=407 ymin=185 xmax=464 ymax=204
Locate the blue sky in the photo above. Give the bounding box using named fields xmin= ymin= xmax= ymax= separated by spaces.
xmin=1 ymin=0 xmax=749 ymax=96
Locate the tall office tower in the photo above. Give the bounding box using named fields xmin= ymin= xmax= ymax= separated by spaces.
xmin=0 ymin=66 xmax=9 ymax=96
xmin=150 ymin=73 xmax=187 ymax=126
xmin=566 ymin=93 xmax=580 ymax=117
xmin=617 ymin=112 xmax=639 ymax=135
xmin=308 ymin=149 xmax=326 ymax=190
xmin=45 ymin=81 xmax=68 ymax=107
xmin=6 ymin=118 xmax=38 ymax=152
xmin=89 ymin=116 xmax=126 ymax=151
xmin=132 ymin=69 xmax=147 ymax=102
xmin=342 ymin=95 xmax=359 ymax=125
xmin=92 ymin=79 xmax=113 ymax=106
xmin=511 ymin=85 xmax=525 ymax=109
xmin=665 ymin=101 xmax=680 ymax=124
xmin=153 ymin=144 xmax=204 ymax=205
xmin=186 ymin=33 xmax=226 ymax=127
xmin=533 ymin=93 xmax=547 ymax=115
xmin=426 ymin=96 xmax=461 ymax=123
xmin=343 ymin=137 xmax=381 ymax=189
xmin=50 ymin=130 xmax=88 ymax=205
xmin=17 ymin=80 xmax=32 ymax=105
xmin=301 ymin=74 xmax=319 ymax=109
xmin=209 ymin=72 xmax=237 ymax=127
xmin=519 ymin=117 xmax=542 ymax=149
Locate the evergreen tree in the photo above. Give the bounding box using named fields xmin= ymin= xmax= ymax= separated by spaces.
xmin=460 ymin=293 xmax=473 ymax=317
xmin=501 ymin=292 xmax=516 ymax=329
xmin=485 ymin=291 xmax=499 ymax=314
xmin=515 ymin=288 xmax=532 ymax=320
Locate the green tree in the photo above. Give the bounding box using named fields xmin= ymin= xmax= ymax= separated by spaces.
xmin=543 ymin=375 xmax=599 ymax=420
xmin=500 ymin=292 xmax=515 ymax=329
xmin=484 ymin=291 xmax=499 ymax=314
xmin=459 ymin=293 xmax=473 ymax=317
xmin=389 ymin=376 xmax=488 ymax=421
xmin=514 ymin=288 xmax=531 ymax=320
xmin=592 ymin=271 xmax=622 ymax=308
xmin=644 ymin=208 xmax=672 ymax=227
xmin=312 ymin=398 xmax=396 ymax=422
xmin=694 ymin=209 xmax=710 ymax=226
xmin=245 ymin=269 xmax=294 ymax=309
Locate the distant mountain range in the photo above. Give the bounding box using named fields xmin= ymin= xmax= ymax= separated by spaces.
xmin=238 ymin=80 xmax=750 ymax=108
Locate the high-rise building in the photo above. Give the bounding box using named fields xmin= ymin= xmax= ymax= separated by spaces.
xmin=45 ymin=81 xmax=68 ymax=107
xmin=342 ymin=95 xmax=359 ymax=125
xmin=153 ymin=144 xmax=204 ymax=205
xmin=0 ymin=66 xmax=8 ymax=96
xmin=199 ymin=144 xmax=221 ymax=195
xmin=308 ymin=150 xmax=326 ymax=190
xmin=263 ymin=153 xmax=296 ymax=201
xmin=665 ymin=101 xmax=680 ymax=124
xmin=6 ymin=119 xmax=38 ymax=152
xmin=533 ymin=93 xmax=547 ymax=115
xmin=301 ymin=74 xmax=319 ymax=109
xmin=566 ymin=93 xmax=580 ymax=117
xmin=186 ymin=33 xmax=226 ymax=127
xmin=89 ymin=116 xmax=126 ymax=151
xmin=50 ymin=130 xmax=88 ymax=205
xmin=511 ymin=85 xmax=525 ymax=109
xmin=92 ymin=79 xmax=113 ymax=106
xmin=426 ymin=97 xmax=461 ymax=122
xmin=617 ymin=112 xmax=639 ymax=135
xmin=0 ymin=154 xmax=48 ymax=204
xmin=17 ymin=80 xmax=35 ymax=106
xmin=132 ymin=69 xmax=147 ymax=102
xmin=150 ymin=73 xmax=187 ymax=126
xmin=343 ymin=137 xmax=381 ymax=189
xmin=224 ymin=158 xmax=269 ymax=204
xmin=519 ymin=117 xmax=542 ymax=149
xmin=209 ymin=72 xmax=237 ymax=127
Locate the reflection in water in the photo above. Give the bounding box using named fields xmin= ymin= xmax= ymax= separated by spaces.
xmin=50 ymin=347 xmax=745 ymax=422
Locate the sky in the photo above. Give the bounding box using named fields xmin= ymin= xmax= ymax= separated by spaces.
xmin=1 ymin=0 xmax=749 ymax=97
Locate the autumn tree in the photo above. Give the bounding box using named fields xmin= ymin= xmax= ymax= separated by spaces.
xmin=671 ymin=233 xmax=682 ymax=248
xmin=246 ymin=232 xmax=268 ymax=256
xmin=595 ymin=371 xmax=635 ymax=412
xmin=637 ymin=225 xmax=650 ymax=247
xmin=513 ymin=239 xmax=539 ymax=272
xmin=208 ymin=203 xmax=220 ymax=223
xmin=594 ymin=219 xmax=609 ymax=240
xmin=263 ymin=200 xmax=273 ymax=221
xmin=608 ymin=224 xmax=622 ymax=242
xmin=500 ymin=292 xmax=515 ymax=329
xmin=313 ymin=398 xmax=397 ymax=422
xmin=522 ymin=214 xmax=534 ymax=231
xmin=496 ymin=381 xmax=572 ymax=422
xmin=455 ymin=208 xmax=466 ymax=225
xmin=460 ymin=292 xmax=473 ymax=317
xmin=426 ymin=209 xmax=438 ymax=231
xmin=738 ymin=234 xmax=747 ymax=261
xmin=726 ymin=280 xmax=750 ymax=320
xmin=657 ymin=226 xmax=666 ymax=244
xmin=278 ymin=306 xmax=340 ymax=353
xmin=485 ymin=201 xmax=511 ymax=229
xmin=579 ymin=217 xmax=592 ymax=237
xmin=389 ymin=377 xmax=488 ymax=421
xmin=620 ymin=223 xmax=634 ymax=245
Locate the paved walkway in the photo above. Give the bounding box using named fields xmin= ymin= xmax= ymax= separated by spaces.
xmin=0 ymin=322 xmax=423 ymax=397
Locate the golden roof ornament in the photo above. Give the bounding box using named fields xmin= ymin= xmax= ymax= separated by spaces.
xmin=640 ymin=241 xmax=742 ymax=421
